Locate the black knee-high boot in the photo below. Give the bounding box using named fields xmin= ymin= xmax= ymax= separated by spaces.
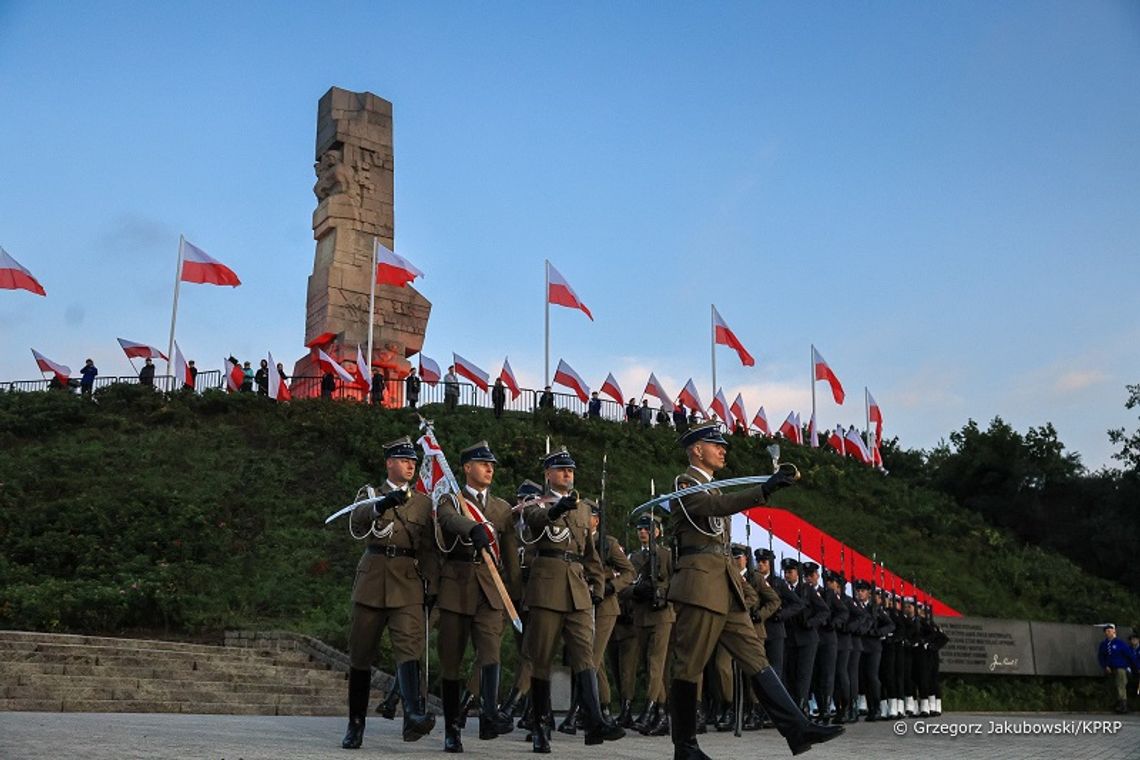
xmin=669 ymin=679 xmax=710 ymax=760
xmin=750 ymin=667 xmax=844 ymax=756
xmin=530 ymin=678 xmax=552 ymax=753
xmin=480 ymin=664 xmax=514 ymax=739
xmin=577 ymin=669 xmax=625 ymax=745
xmin=397 ymin=660 xmax=436 ymax=742
xmin=442 ymin=678 xmax=464 ymax=753
xmin=342 ymin=668 xmax=370 ymax=749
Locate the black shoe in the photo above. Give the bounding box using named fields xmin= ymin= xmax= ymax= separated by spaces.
xmin=577 ymin=669 xmax=625 ymax=745
xmin=648 ymin=704 xmax=670 ymax=736
xmin=748 ymin=667 xmax=843 ymax=756
xmin=633 ymin=701 xmax=658 ymax=734
xmin=632 ymin=702 xmax=650 ymax=731
xmin=511 ymin=692 xmax=529 ymax=718
xmin=669 ymin=680 xmax=711 ymax=760
xmin=715 ymin=703 xmax=734 ymax=732
xmin=396 ymin=660 xmax=436 ymax=742
xmin=342 ymin=668 xmax=371 ymax=749
xmin=375 ymin=681 xmax=400 ymax=718
xmin=499 ymin=686 xmax=521 ymax=718
xmin=743 ymin=707 xmax=762 ymax=731
xmin=342 ymin=716 xmax=365 ymax=750
xmin=617 ymin=699 xmax=633 ymax=728
xmin=442 ymin=678 xmax=464 ymax=753
xmin=695 ymin=702 xmax=707 ymax=734
xmin=557 ymin=701 xmax=580 ymax=735
xmin=530 ymin=678 xmax=552 ymax=753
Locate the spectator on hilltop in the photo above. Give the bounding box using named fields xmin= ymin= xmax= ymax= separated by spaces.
xmin=538 ymin=385 xmax=554 ymax=411
xmin=1097 ymin=623 xmax=1138 ymax=714
xmin=405 ymin=367 xmax=421 ymax=409
xmin=241 ymin=361 xmax=254 ymax=393
xmin=187 ymin=360 xmax=198 ymax=390
xmin=444 ymin=365 xmax=460 ymax=411
xmin=672 ymin=400 xmax=688 ymax=431
xmin=371 ymin=368 xmax=385 ymax=407
xmin=321 ymin=370 xmax=336 ymax=400
xmin=625 ymin=398 xmax=638 ymax=423
xmin=587 ymin=391 xmax=602 ymax=420
xmin=492 ymin=377 xmax=507 ymax=419
xmin=79 ymin=359 xmax=98 ymax=397
xmin=138 ymin=358 xmax=155 ymax=388
xmin=255 ymin=359 xmax=269 ymax=396
xmin=639 ymin=399 xmax=652 ymax=428
xmin=733 ymin=418 xmax=747 ymax=437
xmin=656 ymin=406 xmax=671 ymax=428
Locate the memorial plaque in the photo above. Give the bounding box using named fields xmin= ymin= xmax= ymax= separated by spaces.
xmin=938 ymin=616 xmax=1035 ymax=675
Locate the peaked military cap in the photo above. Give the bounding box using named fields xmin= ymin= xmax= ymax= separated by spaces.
xmin=730 ymin=543 xmax=749 ymax=558
xmin=635 ymin=513 xmax=663 ymax=530
xmin=823 ymin=569 xmax=846 ymax=584
xmin=801 ymin=561 xmax=820 ymax=575
xmin=382 ymin=436 xmax=418 ymax=460
xmin=679 ymin=421 xmax=729 ymax=449
xmin=542 ymin=446 xmax=576 ymax=470
xmin=583 ymin=498 xmax=600 ymax=515
xmin=460 ymin=440 xmax=497 ymax=465
xmin=873 ymin=587 xmax=887 ymax=597
xmin=753 ymin=547 xmax=776 ymax=563
xmin=516 ymin=479 xmax=544 ymax=499
xmin=852 ymin=579 xmax=872 ymax=591
xmin=780 ymin=557 xmax=800 ymax=572
xmin=902 ymin=595 xmax=916 ymax=604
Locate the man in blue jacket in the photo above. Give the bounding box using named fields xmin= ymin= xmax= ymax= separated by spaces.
xmin=1097 ymin=623 xmax=1138 ymax=714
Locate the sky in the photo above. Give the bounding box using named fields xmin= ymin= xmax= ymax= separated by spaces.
xmin=1 ymin=2 xmax=1138 ymax=469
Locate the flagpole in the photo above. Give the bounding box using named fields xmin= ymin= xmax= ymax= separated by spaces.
xmin=367 ymin=238 xmax=378 ymax=404
xmin=544 ymin=259 xmax=550 ymax=388
xmin=865 ymin=386 xmax=871 ymax=456
xmin=810 ymin=344 xmax=817 ymax=433
xmin=710 ymin=304 xmax=717 ymax=407
xmin=166 ymin=235 xmax=185 ymax=377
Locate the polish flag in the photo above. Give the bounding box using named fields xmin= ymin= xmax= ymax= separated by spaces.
xmin=546 ymin=262 xmax=593 ymax=321
xmin=710 ymin=388 xmax=732 ymax=428
xmin=601 ymin=372 xmax=624 ymax=404
xmin=117 ymin=338 xmax=167 ymax=361
xmin=730 ymin=394 xmax=747 ymax=428
xmin=224 ymin=357 xmax=243 ymax=392
xmin=808 ymin=412 xmax=819 ymax=448
xmin=828 ymin=425 xmax=846 ymax=456
xmin=317 ymin=348 xmax=355 ymax=384
xmin=643 ymin=373 xmax=672 ymax=411
xmin=419 ymin=354 xmax=442 ymax=386
xmin=1 ymin=247 xmax=46 ymax=296
xmin=173 ymin=342 xmax=193 ymax=388
xmin=452 ymin=353 xmax=490 ymax=392
xmin=31 ymin=349 xmax=70 ymax=382
xmin=845 ymin=428 xmax=871 ymax=464
xmin=180 ymin=239 xmax=241 ymax=286
xmin=751 ymin=406 xmax=770 ymax=435
xmin=812 ymin=346 xmax=845 ymax=405
xmin=777 ymin=412 xmax=798 ymax=442
xmin=375 ymin=241 xmax=424 ymax=287
xmin=872 ymin=440 xmax=884 ymax=469
xmin=499 ymin=357 xmax=521 ymax=400
xmin=353 ymin=345 xmax=372 ymax=391
xmin=712 ymin=306 xmax=755 ymax=366
xmin=267 ymin=351 xmax=292 ymax=402
xmin=867 ymin=390 xmax=884 ymax=444
xmin=794 ymin=413 xmax=804 ymax=445
xmin=416 ymin=431 xmax=448 ymax=495
xmin=678 ymin=378 xmax=704 ymax=413
xmin=553 ymin=359 xmax=590 ymax=403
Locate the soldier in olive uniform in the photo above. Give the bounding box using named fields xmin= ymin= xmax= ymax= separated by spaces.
xmin=503 ymin=480 xmax=546 ymax=727
xmin=629 ymin=513 xmax=675 ymax=736
xmin=558 ymin=500 xmax=636 ymax=733
xmin=342 ymin=437 xmax=438 ymax=749
xmin=665 ymin=423 xmax=842 ymax=759
xmin=521 ymin=447 xmax=625 ymax=751
xmin=611 ymin=575 xmax=639 ymax=728
xmin=433 ymin=441 xmax=522 ymax=751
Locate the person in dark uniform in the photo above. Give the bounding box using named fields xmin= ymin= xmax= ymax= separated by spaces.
xmin=755 ymin=549 xmax=803 ymax=689
xmin=501 ymin=480 xmax=545 ymax=728
xmin=521 ymin=447 xmax=625 ymax=751
xmin=829 ymin=571 xmax=853 ymax=724
xmin=858 ymin=586 xmax=894 ymax=721
xmin=813 ymin=567 xmax=848 ymax=723
xmin=341 ymin=436 xmax=439 ymax=749
xmin=880 ymin=592 xmax=902 ymax=718
xmin=783 ymin=559 xmax=828 ymax=711
xmin=433 ymin=441 xmax=522 ymax=751
xmin=665 ymin=423 xmax=842 ymax=759
xmin=843 ymin=580 xmax=871 ymax=723
xmin=898 ymin=595 xmax=921 ymax=716
xmin=629 ymin=513 xmax=674 ymax=736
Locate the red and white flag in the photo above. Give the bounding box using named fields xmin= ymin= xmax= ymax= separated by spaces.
xmin=352 ymin=345 xmax=372 ymax=391
xmin=267 ymin=351 xmax=292 ymax=402
xmin=812 ymin=346 xmax=845 ymax=405
xmin=499 ymin=357 xmax=521 ymax=400
xmin=31 ymin=349 xmax=70 ymax=382
xmin=710 ymin=388 xmax=732 ymax=428
xmin=828 ymin=425 xmax=846 ymax=456
xmin=317 ymin=348 xmax=355 ymax=384
xmin=172 ymin=342 xmax=193 ymax=388
xmin=777 ymin=411 xmax=799 ymax=442
xmin=751 ymin=406 xmax=770 ymax=435
xmin=712 ymin=305 xmax=755 ymax=366
xmin=601 ymin=372 xmax=624 ymax=404
xmin=546 ymin=261 xmax=593 ymax=321
xmin=415 ymin=431 xmax=448 ymax=495
xmin=677 ymin=378 xmax=704 ymax=413
xmin=808 ymin=412 xmax=819 ymax=448
xmin=553 ymin=359 xmax=590 ymax=403
xmin=643 ymin=373 xmax=672 ymax=410
xmin=872 ymin=440 xmax=884 ymax=469
xmin=180 ymin=238 xmax=241 ymax=286
xmin=452 ymin=353 xmax=490 ymax=392
xmin=794 ymin=413 xmax=804 ymax=444
xmin=845 ymin=428 xmax=871 ymax=464
xmin=375 ymin=241 xmax=424 ymax=287
xmin=224 ymin=357 xmax=243 ymax=392
xmin=419 ymin=354 xmax=442 ymax=386
xmin=1 ymin=247 xmax=46 ymax=296
xmin=117 ymin=338 xmax=167 ymax=361
xmin=730 ymin=394 xmax=747 ymax=428
xmin=867 ymin=390 xmax=884 ymax=444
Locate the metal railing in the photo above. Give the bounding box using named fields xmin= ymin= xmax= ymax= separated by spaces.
xmin=2 ymin=371 xmax=224 ymax=395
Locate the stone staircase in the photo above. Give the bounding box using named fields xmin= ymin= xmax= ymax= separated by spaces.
xmin=0 ymin=630 xmax=351 ymax=715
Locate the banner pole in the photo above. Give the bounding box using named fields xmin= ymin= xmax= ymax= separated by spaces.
xmin=166 ymin=235 xmax=185 ymax=377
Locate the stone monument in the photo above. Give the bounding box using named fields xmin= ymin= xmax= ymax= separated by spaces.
xmin=292 ymin=87 xmax=430 ymax=396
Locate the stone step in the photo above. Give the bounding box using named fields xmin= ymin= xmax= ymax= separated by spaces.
xmin=0 ymin=649 xmax=319 ymax=671
xmin=0 ymin=631 xmax=240 ymax=655
xmin=0 ymin=661 xmax=344 ymax=685
xmin=0 ymin=640 xmax=317 ymax=667
xmin=10 ymin=672 xmax=345 ymax=695
xmin=0 ymin=697 xmax=345 ymax=716
xmin=6 ymin=683 xmax=346 ymax=704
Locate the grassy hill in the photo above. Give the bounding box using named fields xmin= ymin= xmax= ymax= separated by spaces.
xmin=1 ymin=386 xmax=1136 ymax=709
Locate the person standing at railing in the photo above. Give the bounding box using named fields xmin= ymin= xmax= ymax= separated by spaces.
xmin=625 ymin=398 xmax=637 ymax=423
xmin=492 ymin=377 xmax=506 ymax=418
xmin=538 ymin=386 xmax=554 ymax=411
xmin=138 ymin=358 xmax=156 ymax=388
xmin=672 ymin=400 xmax=688 ymax=432
xmin=371 ymin=368 xmax=385 ymax=407
xmin=79 ymin=359 xmax=97 ymax=398
xmin=638 ymin=400 xmax=652 ymax=428
xmin=656 ymin=407 xmax=671 ymax=428
xmin=188 ymin=360 xmax=198 ymax=390
xmin=405 ymin=367 xmax=421 ymax=409
xmin=255 ymin=359 xmax=269 ymax=396
xmin=321 ymin=370 xmax=335 ymax=399
xmin=587 ymin=392 xmax=602 ymax=419
xmin=444 ymin=365 xmax=460 ymax=411
xmin=241 ymin=361 xmax=254 ymax=393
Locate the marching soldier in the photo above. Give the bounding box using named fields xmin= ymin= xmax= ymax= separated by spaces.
xmin=665 ymin=423 xmax=842 ymax=758
xmin=342 ymin=437 xmax=438 ymax=749
xmin=782 ymin=559 xmax=828 ymax=712
xmin=629 ymin=513 xmax=675 ymax=736
xmin=433 ymin=441 xmax=521 ymax=751
xmin=813 ymin=567 xmax=848 ymax=723
xmin=503 ymin=480 xmax=545 ymax=728
xmin=521 ymin=447 xmax=625 ymax=751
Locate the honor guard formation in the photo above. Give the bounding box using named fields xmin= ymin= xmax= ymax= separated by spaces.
xmin=335 ymin=421 xmax=946 ymax=758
